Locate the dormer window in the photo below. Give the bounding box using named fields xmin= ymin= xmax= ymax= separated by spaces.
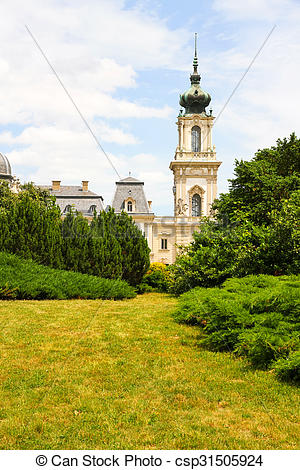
xmin=191 ymin=125 xmax=201 ymax=152
xmin=64 ymin=205 xmax=72 ymax=214
xmin=122 ymin=197 xmax=135 ymax=213
xmin=88 ymin=205 xmax=97 ymax=214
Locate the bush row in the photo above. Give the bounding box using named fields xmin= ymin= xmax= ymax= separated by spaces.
xmin=174 ymin=275 xmax=300 ymax=384
xmin=0 ymin=252 xmax=136 ymax=300
xmin=0 ymin=183 xmax=150 ymax=286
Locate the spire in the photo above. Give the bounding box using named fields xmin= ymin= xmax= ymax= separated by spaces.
xmin=179 ymin=33 xmax=211 ymax=115
xmin=193 ymin=32 xmax=198 ymax=73
xmin=190 ymin=32 xmax=200 ymax=85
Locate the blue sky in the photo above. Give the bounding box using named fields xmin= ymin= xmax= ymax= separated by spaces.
xmin=0 ymin=0 xmax=299 ymax=214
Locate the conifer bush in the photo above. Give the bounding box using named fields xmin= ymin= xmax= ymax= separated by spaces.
xmin=0 ymin=183 xmax=150 ymax=286
xmin=174 ymin=275 xmax=300 ymax=383
xmin=0 ymin=252 xmax=136 ymax=300
xmin=273 ymin=351 xmax=300 ymax=383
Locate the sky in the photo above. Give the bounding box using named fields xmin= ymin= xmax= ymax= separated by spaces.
xmin=0 ymin=0 xmax=299 ymax=215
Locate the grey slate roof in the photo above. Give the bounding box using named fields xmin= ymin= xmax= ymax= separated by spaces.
xmin=38 ymin=185 xmax=104 ymax=215
xmin=118 ymin=176 xmax=141 ymax=183
xmin=112 ymin=176 xmax=151 ymax=214
xmin=39 ymin=185 xmax=102 ymax=198
xmin=0 ymin=152 xmax=12 ymax=180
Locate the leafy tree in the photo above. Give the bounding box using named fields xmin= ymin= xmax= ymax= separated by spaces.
xmin=171 ymin=134 xmax=300 ymax=294
xmin=213 ymin=133 xmax=300 ymax=225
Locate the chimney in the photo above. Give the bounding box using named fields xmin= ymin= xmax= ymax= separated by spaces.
xmin=52 ymin=180 xmax=61 ymax=191
xmin=82 ymin=180 xmax=89 ymax=192
xmin=148 ymin=201 xmax=152 ymax=210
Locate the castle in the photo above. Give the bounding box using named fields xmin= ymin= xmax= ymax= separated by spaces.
xmin=0 ymin=39 xmax=221 ymax=265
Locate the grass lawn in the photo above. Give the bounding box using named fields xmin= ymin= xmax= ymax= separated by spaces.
xmin=0 ymin=293 xmax=299 ymax=449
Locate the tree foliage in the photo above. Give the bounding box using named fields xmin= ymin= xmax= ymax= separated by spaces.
xmin=213 ymin=133 xmax=300 ymax=225
xmin=0 ymin=183 xmax=150 ymax=285
xmin=170 ymin=134 xmax=300 ymax=294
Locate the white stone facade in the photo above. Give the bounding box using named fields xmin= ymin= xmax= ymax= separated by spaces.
xmin=114 ymin=110 xmax=222 ymax=265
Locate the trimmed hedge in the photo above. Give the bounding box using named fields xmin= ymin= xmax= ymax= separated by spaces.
xmin=0 ymin=252 xmax=136 ymax=300
xmin=174 ymin=275 xmax=300 ymax=384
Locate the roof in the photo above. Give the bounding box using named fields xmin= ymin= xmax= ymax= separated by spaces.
xmin=117 ymin=176 xmax=143 ymax=184
xmin=0 ymin=152 xmax=12 ymax=177
xmin=112 ymin=178 xmax=151 ymax=214
xmin=39 ymin=185 xmax=103 ymax=199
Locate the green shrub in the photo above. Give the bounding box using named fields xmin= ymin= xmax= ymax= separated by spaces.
xmin=142 ymin=262 xmax=171 ymax=292
xmin=0 ymin=252 xmax=136 ymax=300
xmin=0 ymin=183 xmax=150 ymax=287
xmin=174 ymin=275 xmax=300 ymax=382
xmin=135 ymin=283 xmax=154 ymax=294
xmin=273 ymin=351 xmax=300 ymax=384
xmin=236 ymin=328 xmax=298 ymax=369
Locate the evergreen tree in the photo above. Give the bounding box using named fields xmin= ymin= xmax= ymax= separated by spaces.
xmin=116 ymin=210 xmax=150 ymax=285
xmin=90 ymin=209 xmax=123 ymax=279
xmin=62 ymin=211 xmax=91 ymax=273
xmin=0 ymin=182 xmax=150 ymax=286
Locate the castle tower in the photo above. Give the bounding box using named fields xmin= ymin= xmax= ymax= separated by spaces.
xmin=169 ymin=34 xmax=221 ymax=224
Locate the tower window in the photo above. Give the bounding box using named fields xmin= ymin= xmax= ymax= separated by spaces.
xmin=161 ymin=238 xmax=168 ymax=250
xmin=192 ymin=194 xmax=201 ymax=217
xmin=191 ymin=125 xmax=201 ymax=152
xmin=127 ymin=201 xmax=133 ymax=212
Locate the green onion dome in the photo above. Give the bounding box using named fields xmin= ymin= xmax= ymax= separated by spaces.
xmin=179 ymin=34 xmax=211 ymax=115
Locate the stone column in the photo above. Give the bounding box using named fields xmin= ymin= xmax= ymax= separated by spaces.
xmin=207 ymin=123 xmax=212 ymax=150
xmin=147 ymin=223 xmax=153 ymax=251
xmin=180 ymin=121 xmax=184 ymax=150
xmin=206 ymin=177 xmax=212 ymax=216
xmin=212 ymin=175 xmax=217 ymax=201
xmin=182 ymin=170 xmax=187 ymax=206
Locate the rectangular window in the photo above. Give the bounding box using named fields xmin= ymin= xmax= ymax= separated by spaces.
xmin=161 ymin=238 xmax=167 ymax=250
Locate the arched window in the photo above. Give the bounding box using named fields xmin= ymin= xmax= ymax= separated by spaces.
xmin=192 ymin=194 xmax=201 ymax=217
xmin=127 ymin=201 xmax=133 ymax=212
xmin=64 ymin=204 xmax=72 ymax=214
xmin=191 ymin=126 xmax=201 ymax=152
xmin=88 ymin=205 xmax=97 ymax=214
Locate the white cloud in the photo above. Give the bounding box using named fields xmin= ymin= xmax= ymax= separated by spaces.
xmin=208 ymin=0 xmax=300 ymax=180
xmin=0 ymin=0 xmax=299 ymax=215
xmin=212 ymin=0 xmax=297 ymax=21
xmin=0 ymin=0 xmax=189 ymax=213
